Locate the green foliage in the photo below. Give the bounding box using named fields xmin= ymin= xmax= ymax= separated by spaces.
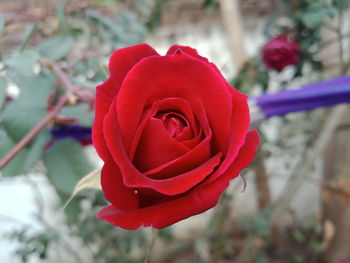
xmin=232 ymin=59 xmax=269 ymax=93
xmin=38 ymin=36 xmax=74 ymax=61
xmin=43 ymin=139 xmax=94 ymax=195
xmin=2 ymin=73 xmax=55 ymax=141
xmin=5 ymin=50 xmax=39 ymax=77
xmin=242 ymin=209 xmax=272 ymax=240
xmin=1 ymin=1 xmax=341 ymax=262
xmin=142 ymin=0 xmax=167 ymax=31
xmin=86 ymin=9 xmax=147 ymax=48
xmin=8 ymin=228 xmax=59 ymax=263
xmin=22 ymin=131 xmax=51 ymax=170
xmin=54 ymin=2 xmax=69 ymax=33
xmin=0 ymin=132 xmax=29 ymax=176
xmin=21 ymin=23 xmax=38 ymax=51
xmin=61 ymin=104 xmax=95 ymax=126
xmin=297 ymin=2 xmax=337 ymax=29
xmin=202 ymin=0 xmax=219 ymax=12
xmin=332 ymin=0 xmax=350 ymax=10
xmin=0 ymin=2 xmax=159 ymax=262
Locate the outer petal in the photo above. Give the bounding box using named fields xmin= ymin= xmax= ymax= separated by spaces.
xmin=101 ymin=159 xmax=138 ymax=210
xmin=167 ymin=45 xmax=209 ymax=63
xmin=92 ymin=44 xmax=159 ymax=160
xmin=97 ymin=130 xmax=259 ymax=229
xmin=202 ymin=86 xmax=251 ymax=186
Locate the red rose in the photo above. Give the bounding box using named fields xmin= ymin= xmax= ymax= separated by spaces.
xmin=92 ymin=44 xmax=259 ymax=229
xmin=262 ymin=35 xmax=300 ymax=72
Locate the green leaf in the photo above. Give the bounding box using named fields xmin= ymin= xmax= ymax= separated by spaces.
xmin=5 ymin=50 xmax=39 ymax=77
xmin=43 ymin=140 xmax=94 ymax=195
xmin=0 ymin=132 xmax=29 ymax=176
xmin=0 ymin=11 xmax=4 ymax=35
xmin=38 ymin=36 xmax=73 ymax=61
xmin=21 ymin=23 xmax=38 ymax=51
xmin=0 ymin=76 xmax=6 ymax=108
xmin=2 ymin=73 xmax=55 ymax=141
xmin=55 ymin=2 xmax=68 ymax=33
xmin=301 ymin=5 xmax=337 ymax=29
xmin=62 ymin=169 xmax=101 ymax=210
xmin=333 ymin=0 xmax=350 ymax=10
xmin=60 ymin=104 xmax=94 ymax=126
xmin=256 ymin=71 xmax=269 ymax=91
xmin=292 ymin=229 xmax=306 ymax=243
xmin=22 ymin=131 xmax=50 ymax=170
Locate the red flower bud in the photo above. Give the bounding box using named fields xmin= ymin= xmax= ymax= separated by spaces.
xmin=262 ymin=35 xmax=300 ymax=72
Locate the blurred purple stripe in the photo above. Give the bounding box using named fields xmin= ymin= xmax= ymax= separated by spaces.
xmin=50 ymin=125 xmax=92 ymax=145
xmin=255 ymin=76 xmax=350 ymax=117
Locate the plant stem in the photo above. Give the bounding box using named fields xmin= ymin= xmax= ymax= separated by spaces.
xmin=144 ymin=229 xmax=158 ymax=263
xmin=0 ymin=95 xmax=69 ymax=170
xmin=270 ymin=105 xmax=348 ymax=223
xmin=0 ymin=58 xmax=81 ymax=170
xmin=40 ymin=57 xmax=76 ymax=93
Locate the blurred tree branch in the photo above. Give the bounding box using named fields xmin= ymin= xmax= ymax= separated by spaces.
xmin=0 ymin=58 xmax=85 ymax=170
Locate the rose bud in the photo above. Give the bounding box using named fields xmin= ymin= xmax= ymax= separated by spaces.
xmin=93 ymin=44 xmax=259 ymax=229
xmin=262 ymin=35 xmax=300 ymax=72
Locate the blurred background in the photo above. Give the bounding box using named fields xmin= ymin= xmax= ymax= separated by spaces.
xmin=0 ymin=0 xmax=350 ymax=262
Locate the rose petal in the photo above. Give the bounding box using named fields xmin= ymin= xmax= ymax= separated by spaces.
xmin=167 ymin=45 xmax=209 ymax=63
xmin=97 ymin=130 xmax=259 ymax=229
xmin=133 ymin=117 xmax=189 ymax=172
xmin=103 ymin=104 xmax=221 ymax=195
xmin=144 ymin=133 xmax=212 ymax=179
xmin=101 ymin=159 xmax=138 ymax=210
xmin=200 ymin=86 xmax=251 ymax=186
xmin=116 ymin=52 xmax=233 ymax=155
xmin=128 ymin=97 xmax=199 ymax=160
xmin=92 ymin=44 xmax=159 ymax=160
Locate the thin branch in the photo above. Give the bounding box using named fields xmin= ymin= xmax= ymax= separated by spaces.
xmin=321 ymin=31 xmax=350 ymax=48
xmin=270 ymin=105 xmax=349 ymax=224
xmin=0 ymin=58 xmax=84 ymax=170
xmin=337 ymin=13 xmax=345 ymax=69
xmin=254 ymin=149 xmax=271 ymax=209
xmin=40 ymin=57 xmax=76 ymax=94
xmin=62 ymin=51 xmax=101 ymax=69
xmin=0 ymin=95 xmax=69 ymax=170
xmin=144 ymin=229 xmax=158 ymax=263
xmin=235 ymin=105 xmax=348 ymax=261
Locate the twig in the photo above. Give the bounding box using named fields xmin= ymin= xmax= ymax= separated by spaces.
xmin=236 ymin=105 xmax=348 ymax=261
xmin=0 ymin=58 xmax=82 ymax=170
xmin=144 ymin=229 xmax=158 ymax=263
xmin=337 ymin=14 xmax=344 ymax=68
xmin=40 ymin=57 xmax=76 ymax=94
xmin=0 ymin=95 xmax=69 ymax=170
xmin=270 ymin=105 xmax=349 ymax=223
xmin=62 ymin=51 xmax=101 ymax=69
xmin=321 ymin=31 xmax=350 ymax=48
xmin=253 ymin=149 xmax=271 ymax=209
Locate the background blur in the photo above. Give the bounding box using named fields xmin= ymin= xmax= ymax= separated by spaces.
xmin=0 ymin=0 xmax=350 ymax=262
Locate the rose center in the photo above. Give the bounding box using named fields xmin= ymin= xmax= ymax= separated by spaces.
xmin=156 ymin=112 xmax=188 ymax=138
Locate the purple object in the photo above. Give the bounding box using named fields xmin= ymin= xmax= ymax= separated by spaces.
xmin=50 ymin=125 xmax=92 ymax=145
xmin=255 ymin=76 xmax=350 ymax=118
